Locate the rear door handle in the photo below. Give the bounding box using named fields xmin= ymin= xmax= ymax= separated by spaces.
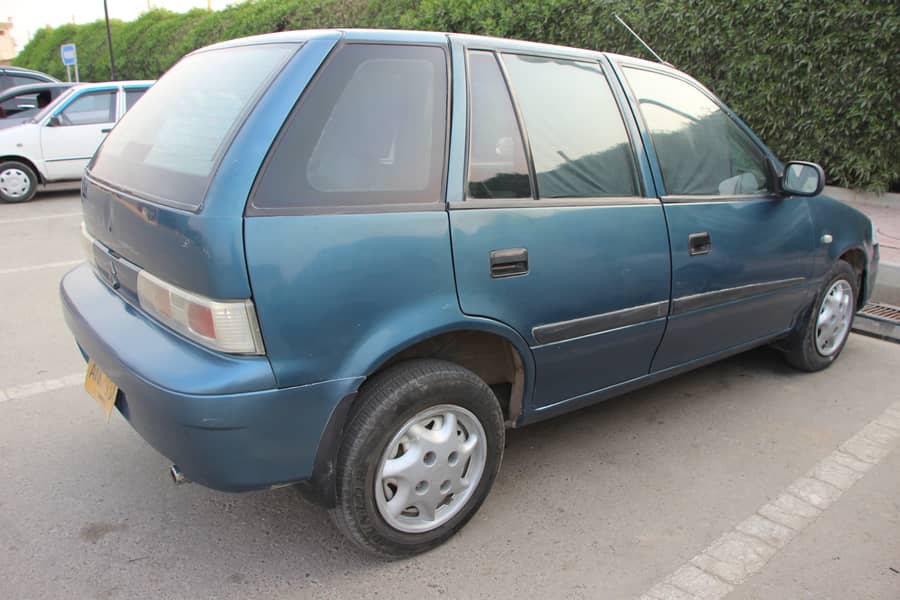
xmin=688 ymin=232 xmax=711 ymax=256
xmin=101 ymin=127 xmax=112 ymax=133
xmin=490 ymin=248 xmax=528 ymax=278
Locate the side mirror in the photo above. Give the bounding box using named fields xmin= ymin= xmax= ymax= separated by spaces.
xmin=781 ymin=161 xmax=825 ymax=197
xmin=46 ymin=115 xmax=62 ymax=127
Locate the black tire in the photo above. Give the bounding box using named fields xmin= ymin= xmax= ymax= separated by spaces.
xmin=331 ymin=359 xmax=505 ymax=558
xmin=781 ymin=260 xmax=858 ymax=372
xmin=0 ymin=160 xmax=38 ymax=203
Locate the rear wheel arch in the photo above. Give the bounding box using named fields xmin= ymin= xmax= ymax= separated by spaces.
xmin=298 ymin=326 xmax=533 ymax=508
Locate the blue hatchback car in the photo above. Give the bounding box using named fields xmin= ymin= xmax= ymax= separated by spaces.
xmin=62 ymin=29 xmax=879 ymax=557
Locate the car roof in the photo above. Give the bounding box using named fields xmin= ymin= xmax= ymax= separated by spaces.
xmin=2 ymin=66 xmax=58 ymax=80
xmin=68 ymin=80 xmax=155 ymax=90
xmin=0 ymin=82 xmax=73 ymax=99
xmin=191 ymin=28 xmax=674 ymax=68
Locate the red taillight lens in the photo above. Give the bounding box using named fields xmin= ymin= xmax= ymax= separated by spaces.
xmin=187 ymin=303 xmax=215 ymax=338
xmin=136 ymin=271 xmax=265 ymax=355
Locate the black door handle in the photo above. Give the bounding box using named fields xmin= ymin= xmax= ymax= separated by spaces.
xmin=688 ymin=232 xmax=711 ymax=256
xmin=490 ymin=248 xmax=528 ymax=278
xmin=101 ymin=127 xmax=112 ymax=133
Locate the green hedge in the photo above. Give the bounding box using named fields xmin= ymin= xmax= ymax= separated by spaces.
xmin=14 ymin=0 xmax=899 ymax=192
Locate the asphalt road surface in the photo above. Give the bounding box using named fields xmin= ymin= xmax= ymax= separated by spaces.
xmin=2 ymin=192 xmax=899 ymax=600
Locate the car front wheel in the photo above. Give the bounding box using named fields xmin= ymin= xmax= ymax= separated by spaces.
xmin=331 ymin=359 xmax=505 ymax=558
xmin=782 ymin=260 xmax=858 ymax=371
xmin=0 ymin=160 xmax=38 ymax=203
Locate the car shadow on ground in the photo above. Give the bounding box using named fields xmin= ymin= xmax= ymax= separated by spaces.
xmin=45 ymin=344 xmax=813 ymax=596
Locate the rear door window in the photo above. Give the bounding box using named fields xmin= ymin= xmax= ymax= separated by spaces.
xmin=251 ymin=43 xmax=448 ymax=213
xmin=623 ymin=67 xmax=771 ymax=196
xmin=124 ymin=88 xmax=146 ymax=112
xmin=501 ymin=54 xmax=639 ymax=198
xmin=89 ymin=43 xmax=297 ymax=210
xmin=466 ymin=51 xmax=531 ymax=199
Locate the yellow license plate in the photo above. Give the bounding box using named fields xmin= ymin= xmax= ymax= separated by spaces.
xmin=85 ymin=360 xmax=119 ymax=420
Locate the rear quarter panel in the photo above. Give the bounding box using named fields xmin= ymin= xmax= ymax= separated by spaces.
xmin=244 ymin=212 xmax=535 ymax=388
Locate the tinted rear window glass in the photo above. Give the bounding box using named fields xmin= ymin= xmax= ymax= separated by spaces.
xmin=90 ymin=44 xmax=296 ymax=210
xmin=466 ymin=51 xmax=531 ymax=199
xmin=252 ymin=44 xmax=448 ymax=212
xmin=501 ymin=54 xmax=638 ymax=198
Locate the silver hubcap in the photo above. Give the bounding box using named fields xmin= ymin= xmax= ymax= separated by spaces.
xmin=816 ymin=279 xmax=853 ymax=356
xmin=0 ymin=168 xmax=31 ymax=198
xmin=375 ymin=404 xmax=487 ymax=533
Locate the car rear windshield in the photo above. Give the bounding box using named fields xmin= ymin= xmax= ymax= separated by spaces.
xmin=89 ymin=43 xmax=297 ymax=210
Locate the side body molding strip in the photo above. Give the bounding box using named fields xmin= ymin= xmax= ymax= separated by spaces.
xmin=532 ymin=300 xmax=668 ymax=345
xmin=671 ymin=277 xmax=807 ymax=315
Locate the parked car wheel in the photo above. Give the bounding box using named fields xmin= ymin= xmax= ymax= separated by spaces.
xmin=782 ymin=260 xmax=858 ymax=372
xmin=331 ymin=359 xmax=505 ymax=558
xmin=0 ymin=160 xmax=37 ymax=203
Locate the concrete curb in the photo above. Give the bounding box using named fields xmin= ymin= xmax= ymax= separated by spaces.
xmin=873 ymin=261 xmax=900 ymax=306
xmin=825 ymin=186 xmax=900 ymax=209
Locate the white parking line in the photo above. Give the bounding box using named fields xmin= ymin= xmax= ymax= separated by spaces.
xmin=0 ymin=212 xmax=82 ymax=225
xmin=0 ymin=373 xmax=84 ymax=403
xmin=641 ymin=401 xmax=900 ymax=600
xmin=0 ymin=260 xmax=82 ymax=275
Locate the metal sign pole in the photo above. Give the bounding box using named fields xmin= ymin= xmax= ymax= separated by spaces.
xmin=65 ymin=64 xmax=71 ymax=83
xmin=74 ymin=61 xmax=79 ymax=83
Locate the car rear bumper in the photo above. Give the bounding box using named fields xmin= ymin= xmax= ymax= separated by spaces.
xmin=60 ymin=263 xmax=362 ymax=492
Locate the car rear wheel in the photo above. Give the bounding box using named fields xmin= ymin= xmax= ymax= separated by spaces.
xmin=331 ymin=359 xmax=505 ymax=558
xmin=782 ymin=260 xmax=857 ymax=371
xmin=0 ymin=160 xmax=38 ymax=203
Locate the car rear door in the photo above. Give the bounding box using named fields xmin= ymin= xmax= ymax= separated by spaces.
xmin=614 ymin=61 xmax=817 ymax=370
xmin=40 ymin=87 xmax=118 ymax=181
xmin=448 ymin=43 xmax=671 ymax=413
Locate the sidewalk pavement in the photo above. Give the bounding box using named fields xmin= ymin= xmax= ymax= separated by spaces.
xmin=827 ymin=186 xmax=900 ymax=306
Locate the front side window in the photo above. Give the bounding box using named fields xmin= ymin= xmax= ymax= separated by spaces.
xmin=623 ymin=68 xmax=771 ymax=196
xmin=1 ymin=91 xmax=39 ymax=115
xmin=57 ymin=90 xmax=116 ymax=126
xmin=466 ymin=51 xmax=531 ymax=199
xmin=501 ymin=54 xmax=638 ymax=198
xmin=252 ymin=43 xmax=448 ymax=212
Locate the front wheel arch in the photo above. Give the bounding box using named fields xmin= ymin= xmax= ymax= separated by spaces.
xmin=0 ymin=155 xmax=44 ymax=183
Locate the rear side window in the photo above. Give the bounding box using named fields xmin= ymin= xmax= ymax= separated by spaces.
xmin=623 ymin=67 xmax=771 ymax=196
xmin=501 ymin=54 xmax=638 ymax=198
xmin=124 ymin=89 xmax=146 ymax=111
xmin=90 ymin=44 xmax=296 ymax=210
xmin=252 ymin=44 xmax=448 ymax=213
xmin=466 ymin=51 xmax=531 ymax=199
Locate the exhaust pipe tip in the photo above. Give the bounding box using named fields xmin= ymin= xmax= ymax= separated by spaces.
xmin=169 ymin=464 xmax=188 ymax=485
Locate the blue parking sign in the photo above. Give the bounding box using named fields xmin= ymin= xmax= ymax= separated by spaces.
xmin=60 ymin=44 xmax=77 ymax=66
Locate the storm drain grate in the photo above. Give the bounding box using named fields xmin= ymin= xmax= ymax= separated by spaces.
xmin=858 ymin=302 xmax=900 ymax=324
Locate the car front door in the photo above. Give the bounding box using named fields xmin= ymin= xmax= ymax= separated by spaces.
xmin=449 ymin=46 xmax=672 ymax=413
xmin=616 ymin=62 xmax=817 ymax=370
xmin=40 ymin=88 xmax=118 ymax=181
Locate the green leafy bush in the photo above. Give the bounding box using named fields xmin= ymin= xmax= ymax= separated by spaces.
xmin=13 ymin=0 xmax=899 ymax=191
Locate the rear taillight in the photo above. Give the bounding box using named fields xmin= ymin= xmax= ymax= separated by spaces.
xmin=137 ymin=270 xmax=265 ymax=355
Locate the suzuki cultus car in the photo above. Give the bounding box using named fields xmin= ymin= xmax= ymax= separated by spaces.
xmin=62 ymin=30 xmax=879 ymax=557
